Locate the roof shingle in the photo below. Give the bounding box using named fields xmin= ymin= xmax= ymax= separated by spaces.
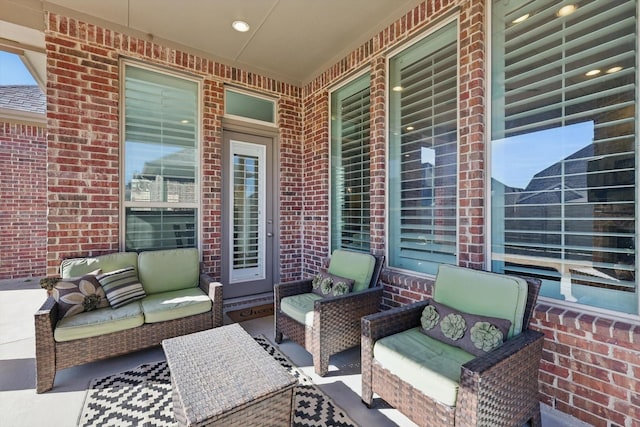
xmin=0 ymin=85 xmax=46 ymax=115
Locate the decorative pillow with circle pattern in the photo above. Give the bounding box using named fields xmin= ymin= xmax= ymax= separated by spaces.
xmin=311 ymin=271 xmax=355 ymax=297
xmin=52 ymin=273 xmax=110 ymax=318
xmin=420 ymin=300 xmax=512 ymax=356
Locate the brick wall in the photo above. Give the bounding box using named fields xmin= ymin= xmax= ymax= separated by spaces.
xmin=0 ymin=122 xmax=47 ymax=279
xmin=535 ymin=304 xmax=640 ymax=426
xmin=300 ymin=1 xmax=640 ymax=426
xmin=13 ymin=1 xmax=639 ymax=425
xmin=44 ymin=12 xmax=303 ymax=281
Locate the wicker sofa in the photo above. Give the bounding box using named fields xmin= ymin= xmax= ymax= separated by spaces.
xmin=361 ymin=265 xmax=544 ymax=427
xmin=35 ymin=248 xmax=223 ymax=393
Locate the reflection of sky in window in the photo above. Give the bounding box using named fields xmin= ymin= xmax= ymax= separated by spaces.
xmin=492 ymin=122 xmax=594 ymax=189
xmin=125 ymin=141 xmax=183 ymax=184
xmin=421 ymin=146 xmax=435 ymax=166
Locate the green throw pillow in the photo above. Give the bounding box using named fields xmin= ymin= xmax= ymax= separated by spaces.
xmin=311 ymin=271 xmax=354 ymax=297
xmin=419 ymin=300 xmax=512 ymax=357
xmin=98 ymin=266 xmax=146 ymax=309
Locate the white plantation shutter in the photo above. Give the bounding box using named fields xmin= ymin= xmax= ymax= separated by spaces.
xmin=491 ymin=0 xmax=637 ymax=314
xmin=331 ymin=74 xmax=371 ymax=252
xmin=123 ymin=64 xmax=200 ymax=251
xmin=388 ymin=21 xmax=458 ymax=275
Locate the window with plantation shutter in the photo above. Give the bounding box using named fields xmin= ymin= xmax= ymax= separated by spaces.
xmin=490 ymin=0 xmax=638 ymax=315
xmin=388 ymin=21 xmax=458 ymax=275
xmin=330 ymin=74 xmax=371 ymax=252
xmin=122 ymin=63 xmax=200 ymax=251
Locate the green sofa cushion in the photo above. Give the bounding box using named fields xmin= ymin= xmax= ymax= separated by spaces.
xmin=327 ymin=249 xmax=376 ymax=292
xmin=280 ymin=293 xmax=323 ymax=326
xmin=141 ymin=288 xmax=212 ymax=323
xmin=54 ymin=301 xmax=144 ymax=342
xmin=60 ymin=252 xmax=139 ymax=279
xmin=434 ymin=264 xmax=528 ymax=338
xmin=138 ymin=248 xmax=200 ymax=294
xmin=374 ymin=327 xmax=475 ymax=407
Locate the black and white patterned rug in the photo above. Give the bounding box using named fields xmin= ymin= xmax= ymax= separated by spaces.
xmin=78 ymin=335 xmax=357 ymax=427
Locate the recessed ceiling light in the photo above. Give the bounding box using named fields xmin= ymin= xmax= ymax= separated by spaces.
xmin=606 ymin=66 xmax=623 ymax=74
xmin=557 ymin=5 xmax=577 ymax=17
xmin=392 ymin=86 xmax=403 ymax=92
xmin=512 ymin=13 xmax=530 ymax=24
xmin=406 ymin=126 xmax=415 ymax=131
xmin=585 ymin=69 xmax=601 ymax=77
xmin=232 ymin=20 xmax=250 ymax=32
xmin=180 ymin=119 xmax=190 ymax=124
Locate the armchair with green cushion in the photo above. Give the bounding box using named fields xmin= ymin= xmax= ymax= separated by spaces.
xmin=361 ymin=264 xmax=544 ymax=427
xmin=274 ymin=249 xmax=384 ymax=376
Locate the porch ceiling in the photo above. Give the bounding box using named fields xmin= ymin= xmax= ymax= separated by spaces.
xmin=1 ymin=0 xmax=424 ymax=86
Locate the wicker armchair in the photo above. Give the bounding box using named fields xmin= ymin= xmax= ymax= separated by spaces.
xmin=361 ymin=265 xmax=544 ymax=427
xmin=274 ymin=250 xmax=384 ymax=376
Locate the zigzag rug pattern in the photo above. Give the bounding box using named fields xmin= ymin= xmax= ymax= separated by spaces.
xmin=78 ymin=335 xmax=356 ymax=427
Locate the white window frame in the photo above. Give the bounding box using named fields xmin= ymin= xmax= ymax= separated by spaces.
xmin=224 ymin=86 xmax=278 ymax=127
xmin=486 ymin=0 xmax=640 ymax=319
xmin=329 ymin=70 xmax=372 ymax=253
xmin=385 ymin=17 xmax=461 ymax=277
xmin=119 ymin=59 xmax=203 ymax=252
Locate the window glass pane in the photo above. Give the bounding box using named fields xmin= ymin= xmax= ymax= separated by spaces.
xmin=225 ymin=89 xmax=275 ymax=124
xmin=388 ymin=21 xmax=458 ymax=275
xmin=233 ymin=152 xmax=261 ymax=270
xmin=124 ymin=66 xmax=198 ymax=204
xmin=123 ymin=64 xmax=199 ymax=252
xmin=125 ymin=207 xmax=197 ymax=251
xmin=490 ymin=0 xmax=637 ymax=314
xmin=331 ymin=74 xmax=371 ymax=252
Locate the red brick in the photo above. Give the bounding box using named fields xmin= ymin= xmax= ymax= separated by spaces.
xmin=2 ymin=7 xmax=631 ymax=427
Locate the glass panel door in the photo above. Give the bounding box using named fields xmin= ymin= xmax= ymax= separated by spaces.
xmin=222 ymin=131 xmax=275 ymax=298
xmin=231 ymin=142 xmax=265 ymax=282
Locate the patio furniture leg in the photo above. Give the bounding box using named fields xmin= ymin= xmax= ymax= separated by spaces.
xmin=314 ymin=352 xmax=329 ymax=376
xmin=274 ymin=320 xmax=283 ymax=343
xmin=35 ymin=298 xmax=57 ymax=393
xmin=529 ymin=406 xmax=542 ymax=427
xmin=35 ymin=359 xmax=55 ymax=394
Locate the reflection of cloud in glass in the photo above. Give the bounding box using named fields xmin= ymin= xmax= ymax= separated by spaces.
xmin=492 ymin=122 xmax=594 ymax=189
xmin=421 ymin=146 xmax=435 ymax=166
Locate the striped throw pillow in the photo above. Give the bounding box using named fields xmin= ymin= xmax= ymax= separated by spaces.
xmin=98 ymin=266 xmax=146 ymax=309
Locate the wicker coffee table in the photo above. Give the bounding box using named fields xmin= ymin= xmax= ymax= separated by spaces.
xmin=162 ymin=323 xmax=297 ymax=426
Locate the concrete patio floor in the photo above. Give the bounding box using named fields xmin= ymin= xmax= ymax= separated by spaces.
xmin=0 ymin=277 xmax=591 ymax=427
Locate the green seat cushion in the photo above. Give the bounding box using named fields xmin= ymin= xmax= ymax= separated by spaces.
xmin=60 ymin=252 xmax=139 ymax=278
xmin=138 ymin=248 xmax=200 ymax=294
xmin=434 ymin=264 xmax=528 ymax=338
xmin=54 ymin=301 xmax=144 ymax=342
xmin=141 ymin=288 xmax=212 ymax=323
xmin=280 ymin=293 xmax=323 ymax=327
xmin=374 ymin=327 xmax=475 ymax=407
xmin=327 ymin=249 xmax=376 ymax=292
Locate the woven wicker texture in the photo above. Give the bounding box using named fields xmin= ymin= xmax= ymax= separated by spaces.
xmin=361 ymin=275 xmax=544 ymax=427
xmin=35 ymin=273 xmax=223 ymax=393
xmin=163 ymin=324 xmax=296 ymax=427
xmin=274 ymin=254 xmax=384 ymax=376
